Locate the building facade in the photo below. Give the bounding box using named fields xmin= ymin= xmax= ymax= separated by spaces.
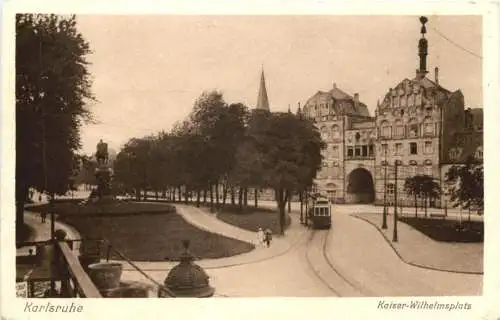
xmin=296 ymin=17 xmax=483 ymax=207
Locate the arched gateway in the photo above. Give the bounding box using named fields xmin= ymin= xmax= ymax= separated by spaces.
xmin=346 ymin=168 xmax=375 ymax=204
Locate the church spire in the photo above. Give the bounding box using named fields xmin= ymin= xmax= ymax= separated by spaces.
xmin=256 ymin=68 xmax=270 ymax=111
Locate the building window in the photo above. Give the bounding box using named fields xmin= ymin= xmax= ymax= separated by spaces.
xmin=394 ymin=120 xmax=404 ymax=137
xmin=475 ymin=146 xmax=483 ymax=160
xmin=408 ymin=124 xmax=419 ymax=137
xmin=416 ymin=93 xmax=422 ymax=106
xmin=331 ymin=125 xmax=340 ymax=139
xmin=387 ymin=183 xmax=395 ymax=195
xmin=381 ymin=143 xmax=388 ymax=156
xmin=368 ymin=144 xmax=374 ymax=156
xmin=331 ymin=146 xmax=338 ymax=157
xmin=362 ymin=145 xmax=368 ymax=157
xmin=380 ymin=121 xmax=391 ymax=138
xmin=347 ymin=147 xmax=353 ymax=158
xmin=393 ymin=96 xmax=399 ymax=107
xmin=424 ymin=141 xmax=432 ymax=154
xmin=409 ymin=165 xmax=417 ymax=177
xmin=410 ymin=142 xmax=418 ymax=155
xmin=395 ymin=143 xmax=403 ymax=155
xmin=423 ymin=117 xmax=434 ymax=136
xmin=424 ymin=165 xmax=433 ymax=176
xmin=355 ymin=147 xmax=361 ymax=157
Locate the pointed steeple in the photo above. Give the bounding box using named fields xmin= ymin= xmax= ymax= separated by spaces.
xmin=256 ymin=68 xmax=270 ymax=111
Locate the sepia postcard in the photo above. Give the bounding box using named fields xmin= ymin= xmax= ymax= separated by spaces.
xmin=1 ymin=0 xmax=499 ymax=319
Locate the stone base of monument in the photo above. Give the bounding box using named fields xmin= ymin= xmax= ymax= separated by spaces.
xmin=100 ymin=281 xmax=155 ymax=298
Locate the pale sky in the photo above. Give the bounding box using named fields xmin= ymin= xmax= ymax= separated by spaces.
xmin=75 ymin=15 xmax=482 ymax=155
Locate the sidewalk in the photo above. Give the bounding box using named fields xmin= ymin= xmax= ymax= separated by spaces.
xmin=351 ymin=212 xmax=483 ymax=274
xmin=20 ymin=211 xmax=81 ymax=252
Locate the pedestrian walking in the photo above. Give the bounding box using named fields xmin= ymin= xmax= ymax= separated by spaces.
xmin=264 ymin=229 xmax=272 ymax=248
xmin=41 ymin=211 xmax=47 ymax=223
xmin=257 ymin=227 xmax=264 ymax=247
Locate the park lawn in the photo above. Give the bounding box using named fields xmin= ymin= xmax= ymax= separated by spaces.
xmin=399 ymin=217 xmax=483 ymax=243
xmin=216 ymin=205 xmax=292 ymax=234
xmin=58 ymin=211 xmax=255 ymax=261
xmin=28 ymin=200 xmax=176 ymax=216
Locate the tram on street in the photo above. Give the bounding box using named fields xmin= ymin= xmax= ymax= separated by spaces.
xmin=307 ymin=196 xmax=332 ymax=229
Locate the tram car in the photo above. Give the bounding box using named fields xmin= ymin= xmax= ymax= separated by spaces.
xmin=307 ymin=197 xmax=332 ymax=229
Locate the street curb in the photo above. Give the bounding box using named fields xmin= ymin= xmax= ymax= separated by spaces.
xmin=350 ymin=214 xmax=484 ymax=276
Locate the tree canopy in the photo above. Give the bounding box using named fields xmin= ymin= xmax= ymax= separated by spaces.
xmin=15 ymin=14 xmax=95 ymax=238
xmin=112 ymin=91 xmax=325 ymax=233
xmin=445 ymin=156 xmax=483 ymax=212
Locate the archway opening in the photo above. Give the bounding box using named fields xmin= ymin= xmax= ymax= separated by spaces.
xmin=346 ymin=168 xmax=375 ymax=203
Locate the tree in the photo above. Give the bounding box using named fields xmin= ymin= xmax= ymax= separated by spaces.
xmin=254 ymin=112 xmax=325 ymax=234
xmin=404 ymin=175 xmax=440 ymax=218
xmin=16 ymin=14 xmax=95 ymax=240
xmin=446 ymin=156 xmax=484 ymax=217
xmin=404 ymin=176 xmax=421 ymax=217
xmin=420 ymin=175 xmax=440 ymax=218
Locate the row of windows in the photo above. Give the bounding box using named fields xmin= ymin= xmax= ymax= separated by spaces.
xmin=322 ymin=141 xmax=434 ymax=158
xmin=376 ymin=166 xmax=434 ymax=179
xmin=318 ymin=121 xmax=436 ymax=141
xmin=346 ymin=145 xmax=375 ymax=158
xmin=313 ymin=207 xmax=331 ymax=216
xmin=390 ymin=93 xmax=422 ymax=108
xmin=380 ymin=141 xmax=433 ymax=156
xmin=379 ymin=122 xmax=436 ymax=139
xmin=319 ymin=125 xmax=341 ymax=139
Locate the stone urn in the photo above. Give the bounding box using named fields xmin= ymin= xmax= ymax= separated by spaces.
xmin=88 ymin=262 xmax=123 ymax=291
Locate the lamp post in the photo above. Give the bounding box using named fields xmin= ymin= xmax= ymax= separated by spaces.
xmin=443 ymin=188 xmax=448 ymax=217
xmin=392 ymin=160 xmax=399 ymax=242
xmin=382 ymin=147 xmax=388 ymax=229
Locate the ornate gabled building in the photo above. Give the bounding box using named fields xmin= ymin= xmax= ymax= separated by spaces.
xmin=299 ymin=16 xmax=482 ymax=207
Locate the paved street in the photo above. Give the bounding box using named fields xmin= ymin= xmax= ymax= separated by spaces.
xmin=325 ymin=210 xmax=482 ymax=296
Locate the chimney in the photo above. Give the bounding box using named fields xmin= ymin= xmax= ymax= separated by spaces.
xmin=333 ymin=83 xmax=337 ymax=89
xmin=353 ymin=93 xmax=359 ymax=102
xmin=434 ymin=67 xmax=439 ymax=85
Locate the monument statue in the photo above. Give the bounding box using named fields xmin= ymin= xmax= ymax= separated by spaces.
xmin=91 ymin=139 xmax=113 ymax=202
xmin=96 ymin=139 xmax=109 ymax=165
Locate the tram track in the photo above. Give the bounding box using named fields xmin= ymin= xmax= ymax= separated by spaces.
xmin=304 ymin=227 xmax=366 ymax=297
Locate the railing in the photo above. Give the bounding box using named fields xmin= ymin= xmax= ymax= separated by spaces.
xmin=57 ymin=241 xmax=101 ymax=297
xmin=16 ymin=239 xmax=101 ymax=298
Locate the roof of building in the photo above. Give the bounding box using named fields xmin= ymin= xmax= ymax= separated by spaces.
xmin=304 ymin=85 xmax=370 ymax=117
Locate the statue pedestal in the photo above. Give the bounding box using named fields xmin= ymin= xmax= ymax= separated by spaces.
xmin=93 ymin=164 xmax=114 ymax=202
